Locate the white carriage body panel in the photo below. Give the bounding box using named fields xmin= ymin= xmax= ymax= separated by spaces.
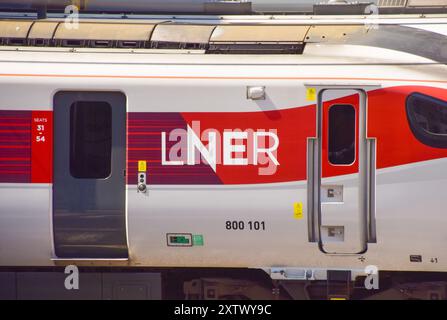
xmin=0 ymin=15 xmax=446 ymax=278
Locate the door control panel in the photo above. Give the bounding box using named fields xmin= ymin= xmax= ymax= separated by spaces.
xmin=321 ymin=226 xmax=345 ymax=242
xmin=137 ymin=173 xmax=147 ymax=193
xmin=321 ymin=185 xmax=343 ymax=203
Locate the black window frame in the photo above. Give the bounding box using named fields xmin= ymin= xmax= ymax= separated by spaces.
xmin=406 ymin=92 xmax=447 ymax=149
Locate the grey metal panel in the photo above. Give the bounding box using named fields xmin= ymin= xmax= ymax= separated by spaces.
xmin=210 ymin=25 xmax=309 ymax=43
xmin=0 ymin=272 xmax=16 ymax=300
xmin=2 ymin=0 xmax=447 ymax=14
xmin=28 ymin=21 xmax=59 ymax=39
xmin=0 ymin=20 xmax=33 ymax=38
xmin=313 ymin=3 xmax=371 ymax=15
xmin=17 ymin=272 xmax=102 ymax=300
xmin=408 ymin=0 xmax=447 ymax=6
xmin=150 ymin=24 xmax=215 ymax=44
xmin=53 ymin=91 xmax=128 ymax=259
xmin=7 ymin=271 xmax=161 ymax=300
xmin=348 ymin=25 xmax=447 ymax=64
xmin=53 ymin=22 xmax=156 ymax=41
xmin=367 ymin=139 xmax=377 ymax=243
xmin=102 ymin=273 xmax=162 ymax=300
xmin=307 ymin=138 xmax=319 ymax=243
xmin=378 ymin=0 xmax=407 ymax=7
xmin=305 ymin=25 xmax=367 ymax=43
xmin=301 ymin=24 xmax=447 ymax=63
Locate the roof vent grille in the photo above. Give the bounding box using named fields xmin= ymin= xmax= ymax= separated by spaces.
xmin=207 ymin=43 xmax=304 ymax=54
xmin=378 ymin=0 xmax=407 ymax=7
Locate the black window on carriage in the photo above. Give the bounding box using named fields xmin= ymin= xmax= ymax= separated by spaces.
xmin=406 ymin=93 xmax=447 ymax=149
xmin=70 ymin=101 xmax=112 ymax=179
xmin=328 ymin=104 xmax=356 ymax=165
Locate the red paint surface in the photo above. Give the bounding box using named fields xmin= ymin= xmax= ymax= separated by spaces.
xmin=182 ymin=106 xmax=316 ymax=184
xmin=322 ymin=93 xmax=359 ymax=178
xmin=368 ymin=86 xmax=447 ymax=169
xmin=2 ymin=85 xmax=447 ymax=185
xmin=31 ymin=111 xmax=53 ymax=183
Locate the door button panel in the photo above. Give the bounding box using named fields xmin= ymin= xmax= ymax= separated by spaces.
xmin=138 ymin=173 xmax=147 ymax=193
xmin=321 ymin=226 xmax=345 ymax=242
xmin=321 ymin=185 xmax=343 ymax=203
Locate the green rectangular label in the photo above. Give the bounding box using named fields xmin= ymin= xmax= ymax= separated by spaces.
xmin=193 ymin=234 xmax=204 ymax=246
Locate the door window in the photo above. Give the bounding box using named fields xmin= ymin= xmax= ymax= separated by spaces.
xmin=328 ymin=104 xmax=356 ymax=165
xmin=70 ymin=101 xmax=112 ymax=179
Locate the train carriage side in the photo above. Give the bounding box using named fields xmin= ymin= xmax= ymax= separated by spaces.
xmin=0 ymin=18 xmax=447 ymax=299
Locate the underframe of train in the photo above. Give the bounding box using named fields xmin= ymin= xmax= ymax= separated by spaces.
xmin=0 ymin=267 xmax=446 ymax=300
